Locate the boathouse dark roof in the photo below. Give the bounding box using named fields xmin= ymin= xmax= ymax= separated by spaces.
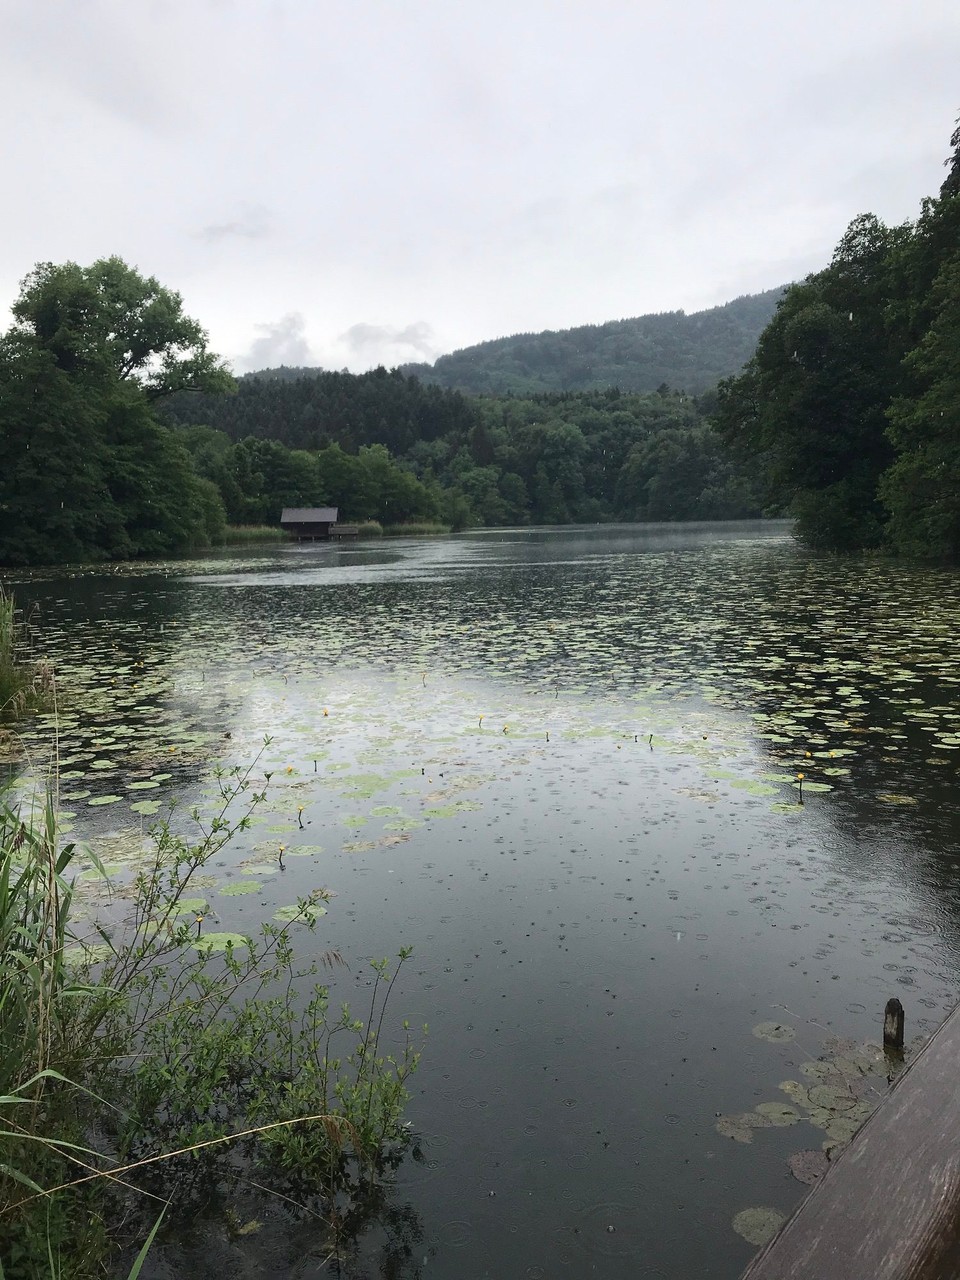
xmin=280 ymin=507 xmax=339 ymax=524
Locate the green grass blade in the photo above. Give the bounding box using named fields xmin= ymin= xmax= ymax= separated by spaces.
xmin=125 ymin=1205 xmax=167 ymax=1280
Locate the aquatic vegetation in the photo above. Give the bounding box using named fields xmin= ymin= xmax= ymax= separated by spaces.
xmin=723 ymin=1023 xmax=919 ymax=1252
xmin=223 ymin=525 xmax=287 ymax=544
xmin=732 ymin=1207 xmax=787 ymax=1247
xmin=0 ymin=757 xmax=423 ymax=1279
xmin=5 ymin=528 xmax=960 ymax=1277
xmin=0 ymin=588 xmax=54 ymax=723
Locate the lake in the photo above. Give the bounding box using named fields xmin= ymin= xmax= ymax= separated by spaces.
xmin=5 ymin=521 xmax=960 ymax=1278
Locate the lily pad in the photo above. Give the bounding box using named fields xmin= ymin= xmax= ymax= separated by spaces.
xmin=716 ymin=1115 xmax=755 ymax=1143
xmin=732 ymin=1207 xmax=786 ymax=1247
xmin=807 ymin=1085 xmax=856 ymax=1111
xmin=730 ymin=780 xmax=779 ymax=796
xmin=219 ymin=880 xmax=263 ymax=896
xmin=825 ymin=1117 xmax=861 ymax=1143
xmin=779 ymin=1081 xmax=810 ymax=1108
xmin=788 ymin=1149 xmax=829 ymax=1186
xmin=754 ymin=1102 xmax=801 ymax=1126
xmin=753 ymin=1021 xmax=796 ymax=1043
xmin=168 ymin=898 xmax=208 ymax=916
xmin=63 ymin=942 xmax=115 ymax=966
xmin=192 ymin=931 xmax=249 ymax=954
xmin=274 ymin=902 xmax=328 ymax=924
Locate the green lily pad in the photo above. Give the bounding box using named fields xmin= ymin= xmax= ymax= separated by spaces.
xmin=730 ymin=780 xmax=779 ymax=796
xmin=753 ymin=1021 xmax=796 ymax=1043
xmin=219 ymin=880 xmax=262 ymax=896
xmin=754 ymin=1102 xmax=801 ymax=1126
xmin=779 ymin=1080 xmax=811 ymax=1107
xmin=168 ymin=898 xmax=208 ymax=916
xmin=732 ymin=1207 xmax=786 ymax=1247
xmin=788 ymin=1149 xmax=829 ymax=1186
xmin=807 ymin=1085 xmax=855 ymax=1111
xmin=63 ymin=942 xmax=115 ymax=966
xmin=825 ymin=1116 xmax=861 ymax=1143
xmin=716 ymin=1115 xmax=754 ymax=1143
xmin=87 ymin=795 xmax=123 ymax=807
xmin=274 ymin=902 xmax=328 ymax=924
xmin=192 ymin=932 xmax=249 ymax=953
xmin=423 ymin=800 xmax=482 ymax=818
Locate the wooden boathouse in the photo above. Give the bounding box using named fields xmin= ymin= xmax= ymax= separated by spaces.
xmin=280 ymin=507 xmax=357 ymax=540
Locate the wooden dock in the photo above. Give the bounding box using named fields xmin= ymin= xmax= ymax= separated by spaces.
xmin=741 ymin=1003 xmax=960 ymax=1279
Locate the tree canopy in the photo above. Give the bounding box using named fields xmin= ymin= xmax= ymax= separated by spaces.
xmin=396 ymin=289 xmax=784 ymax=396
xmin=0 ymin=257 xmax=235 ymax=564
xmin=713 ymin=118 xmax=960 ymax=557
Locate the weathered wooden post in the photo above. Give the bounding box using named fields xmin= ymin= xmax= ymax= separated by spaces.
xmin=883 ymin=997 xmax=905 ymax=1051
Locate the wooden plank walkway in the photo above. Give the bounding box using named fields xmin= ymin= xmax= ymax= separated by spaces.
xmin=742 ymin=1004 xmax=960 ymax=1279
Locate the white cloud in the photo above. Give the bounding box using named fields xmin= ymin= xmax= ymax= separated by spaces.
xmin=237 ymin=313 xmax=315 ymax=372
xmin=1 ymin=0 xmax=958 ymax=370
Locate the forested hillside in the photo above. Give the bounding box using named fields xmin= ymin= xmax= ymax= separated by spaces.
xmin=714 ymin=118 xmax=960 ymax=557
xmin=397 ymin=289 xmax=784 ymax=394
xmin=0 ymin=261 xmax=773 ymax=567
xmin=162 ymin=377 xmax=771 ymax=530
xmin=6 ymin=115 xmax=959 ymax=567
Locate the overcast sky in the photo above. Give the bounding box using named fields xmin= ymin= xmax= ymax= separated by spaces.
xmin=1 ymin=1 xmax=957 ymax=373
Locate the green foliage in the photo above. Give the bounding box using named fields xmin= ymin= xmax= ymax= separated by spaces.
xmin=0 ymin=754 xmax=422 ymax=1278
xmin=397 ymin=289 xmax=784 ymax=395
xmin=882 ymin=250 xmax=960 ymax=557
xmin=0 ymin=592 xmax=54 ymax=723
xmin=164 ymin=364 xmax=477 ymax=456
xmin=170 ymin=384 xmax=766 ymax=529
xmin=223 ymin=524 xmax=288 ymax=544
xmin=0 ymin=258 xmax=232 ymax=567
xmin=1 ymin=256 xmax=781 ymax=568
xmin=714 ymin=215 xmax=905 ymax=549
xmin=713 ymin=121 xmax=960 ymax=558
xmin=10 ymin=257 xmax=234 ymax=400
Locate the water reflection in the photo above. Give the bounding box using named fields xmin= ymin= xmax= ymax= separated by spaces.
xmin=5 ymin=523 xmax=960 ymax=1278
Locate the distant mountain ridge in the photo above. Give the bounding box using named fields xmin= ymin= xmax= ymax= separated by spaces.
xmin=396 ymin=287 xmax=786 ymax=395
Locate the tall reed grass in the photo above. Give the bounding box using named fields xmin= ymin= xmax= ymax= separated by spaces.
xmin=0 ymin=590 xmax=54 ymax=722
xmin=222 ymin=524 xmax=288 ymax=544
xmin=0 ymin=755 xmax=423 ymax=1278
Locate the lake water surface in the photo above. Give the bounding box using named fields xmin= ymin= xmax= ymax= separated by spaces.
xmin=6 ymin=522 xmax=960 ymax=1278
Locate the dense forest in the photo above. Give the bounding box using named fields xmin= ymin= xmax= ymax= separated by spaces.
xmin=397 ymin=289 xmax=784 ymax=394
xmin=2 ymin=117 xmax=958 ymax=566
xmin=0 ymin=261 xmax=769 ymax=565
xmin=160 ymin=378 xmax=770 ymax=531
xmin=714 ymin=119 xmax=960 ymax=557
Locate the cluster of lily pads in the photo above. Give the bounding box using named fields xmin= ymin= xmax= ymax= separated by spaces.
xmin=723 ymin=1020 xmax=920 ymax=1248
xmin=1 ymin=538 xmax=957 ymax=971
